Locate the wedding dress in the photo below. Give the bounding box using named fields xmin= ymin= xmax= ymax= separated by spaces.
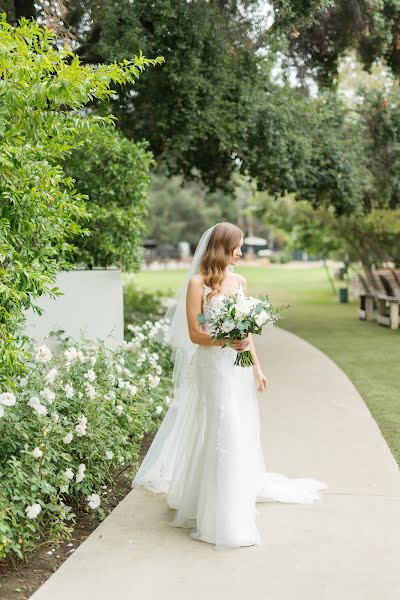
xmin=132 ymin=277 xmax=328 ymax=550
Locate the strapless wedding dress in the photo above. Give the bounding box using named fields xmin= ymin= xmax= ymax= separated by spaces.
xmin=132 ymin=282 xmax=327 ymax=550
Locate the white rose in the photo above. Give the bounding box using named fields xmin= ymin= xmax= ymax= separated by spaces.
xmin=25 ymin=502 xmax=42 ymax=519
xmin=221 ymin=320 xmax=235 ymax=333
xmin=255 ymin=310 xmax=269 ymax=327
xmin=105 ymin=450 xmax=114 ymax=460
xmin=34 ymin=345 xmax=52 ymax=363
xmin=76 ymin=463 xmax=86 ymax=483
xmin=165 ymin=395 xmax=172 ymax=406
xmin=64 ymin=384 xmax=74 ymax=399
xmin=147 ymin=374 xmax=160 ymax=389
xmin=85 ymin=383 xmax=96 ymax=400
xmin=40 ymin=388 xmax=55 ymax=404
xmin=32 ymin=447 xmax=43 ymax=458
xmin=64 ymin=347 xmax=78 ymax=363
xmin=87 ymin=493 xmax=101 ymax=509
xmin=155 ymin=405 xmax=163 ymax=415
xmin=65 ymin=467 xmax=74 ymax=480
xmin=63 ymin=432 xmax=73 ymax=444
xmin=45 ymin=367 xmax=58 ymax=384
xmin=0 ymin=392 xmax=16 ymax=406
xmin=115 ymin=405 xmax=123 ymax=415
xmin=84 ymin=369 xmax=96 ymax=382
xmin=28 ymin=397 xmax=48 ymax=416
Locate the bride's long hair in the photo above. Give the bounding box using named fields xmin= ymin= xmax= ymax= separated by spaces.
xmin=198 ymin=222 xmax=243 ymax=301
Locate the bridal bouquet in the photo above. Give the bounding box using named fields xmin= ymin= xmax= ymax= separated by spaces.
xmin=197 ymin=292 xmax=287 ymax=367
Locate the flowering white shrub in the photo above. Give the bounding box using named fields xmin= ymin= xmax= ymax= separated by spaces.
xmin=0 ymin=317 xmax=173 ymax=561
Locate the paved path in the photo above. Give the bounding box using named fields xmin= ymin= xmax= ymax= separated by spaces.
xmin=31 ymin=327 xmax=400 ymax=600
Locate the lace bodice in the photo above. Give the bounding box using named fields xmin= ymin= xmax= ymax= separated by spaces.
xmin=202 ymin=280 xmax=244 ymax=311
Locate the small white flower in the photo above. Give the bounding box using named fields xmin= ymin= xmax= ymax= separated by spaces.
xmin=65 ymin=467 xmax=74 ymax=480
xmin=32 ymin=447 xmax=43 ymax=458
xmin=126 ymin=414 xmax=132 ymax=423
xmin=85 ymin=383 xmax=96 ymax=400
xmin=51 ymin=412 xmax=60 ymax=422
xmin=155 ymin=405 xmax=163 ymax=415
xmin=75 ymin=417 xmax=87 ymax=436
xmin=165 ymin=395 xmax=172 ymax=406
xmin=64 ymin=347 xmax=78 ymax=363
xmin=25 ymin=502 xmax=42 ymax=519
xmin=77 ymin=351 xmax=85 ymax=362
xmin=60 ymin=484 xmax=68 ymax=493
xmin=147 ymin=374 xmax=160 ymax=389
xmin=34 ymin=345 xmax=52 ymax=363
xmin=90 ymin=356 xmax=97 ymax=367
xmin=0 ymin=405 xmax=4 ymax=418
xmin=155 ymin=365 xmax=162 ymax=375
xmin=115 ymin=405 xmax=124 ymax=415
xmin=63 ymin=432 xmax=73 ymax=444
xmin=126 ymin=383 xmax=137 ymax=397
xmin=221 ymin=320 xmax=236 ymax=333
xmin=20 ymin=377 xmax=28 ymax=387
xmin=76 ymin=463 xmax=86 ymax=483
xmin=84 ymin=369 xmax=96 ymax=382
xmin=28 ymin=397 xmax=48 ymax=416
xmin=87 ymin=493 xmax=101 ymax=509
xmin=64 ymin=383 xmax=74 ymax=399
xmin=40 ymin=388 xmax=55 ymax=404
xmin=105 ymin=450 xmax=114 ymax=460
xmin=45 ymin=367 xmax=58 ymax=384
xmin=0 ymin=392 xmax=16 ymax=406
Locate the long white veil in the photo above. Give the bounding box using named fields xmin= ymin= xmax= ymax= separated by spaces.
xmin=131 ymin=224 xmax=218 ymax=494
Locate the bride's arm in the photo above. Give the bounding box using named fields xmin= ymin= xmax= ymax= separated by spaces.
xmin=186 ymin=275 xmax=224 ymax=347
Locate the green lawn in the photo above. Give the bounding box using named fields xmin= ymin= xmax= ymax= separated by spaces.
xmin=124 ymin=266 xmax=400 ymax=465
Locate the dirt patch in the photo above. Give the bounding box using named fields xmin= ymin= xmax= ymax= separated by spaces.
xmin=0 ymin=433 xmax=154 ymax=600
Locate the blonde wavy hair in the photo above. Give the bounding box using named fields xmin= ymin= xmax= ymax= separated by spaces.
xmin=198 ymin=222 xmax=243 ymax=301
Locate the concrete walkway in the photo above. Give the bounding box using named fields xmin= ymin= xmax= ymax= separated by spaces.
xmin=31 ymin=327 xmax=400 ymax=600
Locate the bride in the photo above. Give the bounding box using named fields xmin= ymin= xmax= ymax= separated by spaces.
xmin=132 ymin=222 xmax=327 ymax=550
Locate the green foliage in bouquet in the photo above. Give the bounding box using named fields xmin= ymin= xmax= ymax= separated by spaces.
xmin=0 ymin=14 xmax=163 ymax=391
xmin=198 ymin=292 xmax=289 ymax=368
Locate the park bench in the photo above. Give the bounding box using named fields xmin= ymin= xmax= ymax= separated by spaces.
xmin=355 ymin=272 xmax=378 ymax=321
xmin=375 ymin=269 xmax=400 ymax=330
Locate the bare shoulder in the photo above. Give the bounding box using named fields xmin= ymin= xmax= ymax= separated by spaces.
xmin=188 ymin=274 xmax=204 ymax=291
xmin=237 ymin=273 xmax=247 ymax=287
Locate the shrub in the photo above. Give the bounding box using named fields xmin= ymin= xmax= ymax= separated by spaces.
xmin=0 ymin=14 xmax=163 ymax=391
xmin=64 ymin=126 xmax=155 ymax=271
xmin=123 ymin=282 xmax=174 ymax=333
xmin=0 ymin=318 xmax=173 ymax=561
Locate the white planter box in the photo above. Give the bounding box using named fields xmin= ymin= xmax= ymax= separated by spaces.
xmin=24 ymin=268 xmax=124 ymax=349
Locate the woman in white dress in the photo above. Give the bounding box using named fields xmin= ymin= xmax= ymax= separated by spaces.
xmin=132 ymin=222 xmax=327 ymax=550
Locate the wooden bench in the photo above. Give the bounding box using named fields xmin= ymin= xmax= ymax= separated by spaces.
xmin=375 ymin=269 xmax=400 ymax=330
xmin=355 ymin=272 xmax=378 ymax=321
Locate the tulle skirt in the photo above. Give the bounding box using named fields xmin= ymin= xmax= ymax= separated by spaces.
xmin=132 ymin=344 xmax=327 ymax=550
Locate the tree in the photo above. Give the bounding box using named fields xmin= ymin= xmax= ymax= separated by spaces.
xmin=273 ymin=0 xmax=400 ymax=87
xmin=64 ymin=126 xmax=155 ymax=270
xmin=0 ymin=15 xmax=162 ymax=390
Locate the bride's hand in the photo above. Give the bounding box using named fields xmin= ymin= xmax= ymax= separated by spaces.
xmin=254 ymin=369 xmax=268 ymax=393
xmin=228 ymin=337 xmax=250 ymax=352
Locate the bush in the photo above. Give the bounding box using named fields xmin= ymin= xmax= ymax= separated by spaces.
xmin=64 ymin=126 xmax=155 ymax=271
xmin=0 ymin=14 xmax=163 ymax=391
xmin=0 ymin=318 xmax=173 ymax=562
xmin=123 ymin=282 xmax=174 ymax=333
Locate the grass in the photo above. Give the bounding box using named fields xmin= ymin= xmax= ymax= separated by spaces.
xmin=123 ymin=265 xmax=400 ymax=465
